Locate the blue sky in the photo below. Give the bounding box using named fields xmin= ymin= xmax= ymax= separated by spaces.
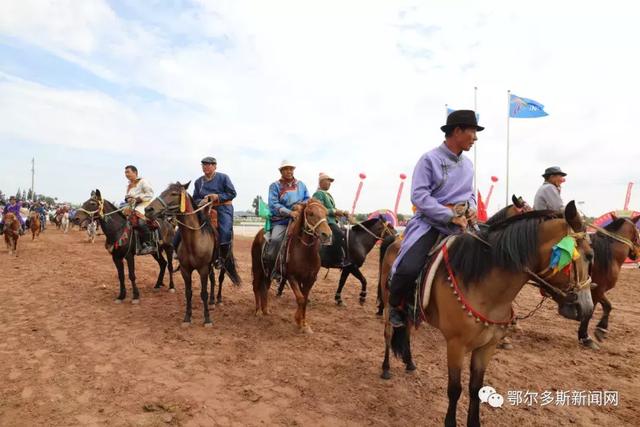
xmin=1 ymin=0 xmax=639 ymax=215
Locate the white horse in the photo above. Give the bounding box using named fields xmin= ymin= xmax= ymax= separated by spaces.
xmin=61 ymin=212 xmax=70 ymax=233
xmin=86 ymin=220 xmax=97 ymax=243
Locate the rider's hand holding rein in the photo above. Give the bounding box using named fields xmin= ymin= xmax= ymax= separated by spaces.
xmin=465 ymin=208 xmax=477 ymax=226
xmin=290 ymin=210 xmax=300 ymax=220
xmin=451 ymin=214 xmax=468 ymax=230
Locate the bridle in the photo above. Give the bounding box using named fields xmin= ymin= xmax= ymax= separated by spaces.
xmin=525 ymin=228 xmax=593 ymax=301
xmin=349 ymin=219 xmax=396 ymax=241
xmin=153 ymin=190 xmax=212 ymax=231
xmin=300 ymin=201 xmax=329 ymax=240
xmin=76 ymin=197 xmax=127 ymax=220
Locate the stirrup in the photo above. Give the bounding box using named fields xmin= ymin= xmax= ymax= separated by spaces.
xmin=389 ymin=307 xmax=406 ymax=328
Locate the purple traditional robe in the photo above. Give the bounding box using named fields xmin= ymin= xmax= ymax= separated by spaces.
xmin=392 ymin=143 xmax=476 ymax=273
xmin=2 ymin=202 xmax=25 ymax=226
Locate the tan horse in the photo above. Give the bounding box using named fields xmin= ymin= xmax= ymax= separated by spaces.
xmin=251 ymin=199 xmax=332 ymax=332
xmin=380 ymin=201 xmax=594 ymax=427
xmin=29 ymin=212 xmax=41 ymax=240
xmin=3 ymin=213 xmax=20 ymax=256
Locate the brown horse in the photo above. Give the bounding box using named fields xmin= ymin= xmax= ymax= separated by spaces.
xmin=380 ymin=201 xmax=594 ymax=427
xmin=146 ymin=182 xmax=241 ymax=326
xmin=376 ymin=195 xmax=532 ymax=316
xmin=251 ymin=199 xmax=332 ymax=332
xmin=3 ymin=213 xmax=20 ymax=256
xmin=29 ymin=212 xmax=41 ymax=240
xmin=578 ymin=213 xmax=640 ymax=349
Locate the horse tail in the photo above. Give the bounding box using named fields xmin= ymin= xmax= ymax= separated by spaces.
xmin=224 ymin=245 xmax=242 ymax=287
xmin=390 ymin=324 xmax=409 ymax=359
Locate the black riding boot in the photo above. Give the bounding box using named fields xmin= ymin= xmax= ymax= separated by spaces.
xmin=388 ymin=274 xmax=415 ymax=328
xmin=137 ymin=222 xmax=156 ymax=255
xmin=213 ymin=243 xmax=223 ymax=269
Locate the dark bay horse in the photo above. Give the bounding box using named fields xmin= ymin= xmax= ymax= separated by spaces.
xmin=145 ymin=182 xmax=241 ymax=326
xmin=3 ymin=213 xmax=20 ymax=256
xmin=376 ymin=195 xmax=532 ymax=316
xmin=251 ymin=199 xmax=332 ymax=332
xmin=75 ymin=190 xmax=176 ymax=303
xmin=380 ymin=201 xmax=594 ymax=427
xmin=276 ymin=216 xmax=396 ymax=306
xmin=578 ymin=214 xmax=640 ymax=349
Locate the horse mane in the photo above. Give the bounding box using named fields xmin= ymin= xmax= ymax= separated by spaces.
xmin=353 ymin=217 xmax=381 ymax=232
xmin=485 ymin=205 xmax=512 ymax=226
xmin=592 ymin=218 xmax=628 ymax=272
xmin=449 ymin=210 xmax=561 ymax=285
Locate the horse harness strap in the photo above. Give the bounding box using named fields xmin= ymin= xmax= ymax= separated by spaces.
xmin=588 ymin=220 xmax=639 ymax=252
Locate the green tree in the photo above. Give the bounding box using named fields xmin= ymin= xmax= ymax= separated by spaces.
xmin=15 ymin=188 xmax=21 ymax=199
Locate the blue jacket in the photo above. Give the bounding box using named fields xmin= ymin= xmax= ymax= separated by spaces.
xmin=268 ymin=179 xmax=309 ymax=225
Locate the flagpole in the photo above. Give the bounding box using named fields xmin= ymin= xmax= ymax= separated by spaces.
xmin=473 ymin=86 xmax=478 ymax=195
xmin=445 ymin=103 xmax=449 ymax=120
xmin=506 ymin=90 xmax=511 ymax=207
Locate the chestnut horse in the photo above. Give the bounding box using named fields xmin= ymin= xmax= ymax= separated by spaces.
xmin=3 ymin=213 xmax=20 ymax=256
xmin=75 ymin=190 xmax=176 ymax=303
xmin=578 ymin=214 xmax=640 ymax=349
xmin=251 ymin=199 xmax=332 ymax=332
xmin=29 ymin=212 xmax=41 ymax=240
xmin=380 ymin=202 xmax=594 ymax=427
xmin=146 ymin=182 xmax=241 ymax=326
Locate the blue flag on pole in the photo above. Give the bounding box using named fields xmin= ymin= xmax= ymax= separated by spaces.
xmin=509 ymin=94 xmax=548 ymax=118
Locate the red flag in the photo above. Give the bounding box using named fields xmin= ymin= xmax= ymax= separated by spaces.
xmin=477 ymin=190 xmax=488 ymax=223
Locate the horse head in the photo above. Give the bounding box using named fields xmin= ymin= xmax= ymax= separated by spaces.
xmin=536 ymin=201 xmax=594 ymax=321
xmin=145 ymin=181 xmax=191 ymax=219
xmin=75 ymin=189 xmax=103 ymax=226
xmin=511 ymin=194 xmax=532 ymax=212
xmin=293 ymin=199 xmax=332 ymax=245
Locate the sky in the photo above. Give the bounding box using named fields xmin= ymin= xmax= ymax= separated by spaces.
xmin=1 ymin=0 xmax=638 ymax=216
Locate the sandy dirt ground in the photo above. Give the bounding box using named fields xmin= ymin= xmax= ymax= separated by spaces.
xmin=1 ymin=227 xmax=639 ymax=426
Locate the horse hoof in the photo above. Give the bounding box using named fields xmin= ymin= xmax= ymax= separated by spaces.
xmin=359 ymin=298 xmax=366 ymax=306
xmin=580 ymin=337 xmax=600 ymax=350
xmin=381 ymin=370 xmax=391 ymax=380
xmin=114 ymin=299 xmax=124 ymax=304
xmin=169 ymin=288 xmax=176 ymax=294
xmin=405 ymin=363 xmax=417 ymax=372
xmin=594 ymin=328 xmax=608 ymax=342
xmin=255 ymin=310 xmax=262 ymax=317
xmin=499 ymin=342 xmax=513 ymax=350
xmin=216 ymin=300 xmax=223 ymax=306
xmin=153 ymin=286 xmax=162 ymax=292
xmin=131 ymin=299 xmax=140 ymax=305
xmin=204 ymin=322 xmax=213 ymax=328
xmin=301 ymin=325 xmax=313 ymax=334
xmin=335 ymin=300 xmax=344 ymax=307
xmin=181 ymin=321 xmax=191 ymax=327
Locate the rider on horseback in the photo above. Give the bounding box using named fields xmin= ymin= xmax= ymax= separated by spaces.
xmin=193 ymin=156 xmax=237 ymax=268
xmin=312 ymin=172 xmax=351 ymax=267
xmin=388 ymin=110 xmax=481 ymax=328
xmin=123 ymin=165 xmax=156 ymax=255
xmin=2 ymin=196 xmax=25 ymax=235
xmin=265 ymin=160 xmax=310 ymax=283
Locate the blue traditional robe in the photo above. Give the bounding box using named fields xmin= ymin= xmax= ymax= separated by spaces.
xmin=193 ymin=173 xmax=236 ymax=245
xmin=268 ymin=179 xmax=310 ymax=226
xmin=393 ymin=143 xmax=476 ymax=273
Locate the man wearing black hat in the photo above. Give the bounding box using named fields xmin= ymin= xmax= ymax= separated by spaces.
xmin=388 ymin=110 xmax=482 ymax=328
xmin=533 ymin=166 xmax=566 ymax=211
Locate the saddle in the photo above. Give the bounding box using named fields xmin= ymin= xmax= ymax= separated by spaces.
xmin=406 ymin=235 xmax=458 ymax=325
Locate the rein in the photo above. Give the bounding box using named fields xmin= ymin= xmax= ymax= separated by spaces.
xmin=153 ymin=192 xmax=213 ymax=231
xmin=588 ymin=219 xmax=639 ymax=253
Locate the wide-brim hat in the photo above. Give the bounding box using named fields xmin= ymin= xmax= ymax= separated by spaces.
xmin=542 ymin=166 xmax=567 ymax=178
xmin=318 ymin=172 xmax=334 ymax=182
xmin=440 ymin=109 xmax=484 ymax=133
xmin=279 ymin=160 xmax=296 ymax=170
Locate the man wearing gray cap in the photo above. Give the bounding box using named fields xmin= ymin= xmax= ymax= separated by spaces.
xmin=533 ymin=166 xmax=566 ymax=211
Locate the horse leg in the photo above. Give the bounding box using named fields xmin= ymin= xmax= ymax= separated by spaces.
xmin=181 ymin=268 xmax=193 ymax=325
xmin=199 ymin=266 xmax=212 ymax=326
xmin=126 ymin=254 xmax=140 ymax=303
xmin=444 ymin=341 xmax=464 ymax=427
xmin=595 ymin=295 xmax=613 ymax=342
xmin=351 ymin=266 xmax=368 ymax=305
xmin=260 ymin=276 xmax=270 ymax=315
xmin=113 ymin=256 xmax=126 ymax=302
xmin=335 ymin=268 xmax=350 ymax=306
xmin=289 ymin=278 xmax=305 ymax=331
xmin=217 ymin=270 xmax=225 ymax=304
xmin=300 ymin=282 xmax=313 ymax=334
xmin=376 ymin=275 xmax=384 ymax=316
xmin=381 ymin=308 xmax=393 ymax=379
xmin=165 ymin=247 xmax=176 ymax=292
xmin=208 ymin=268 xmax=216 ymax=305
xmin=467 ymin=342 xmax=497 ymax=427
xmin=276 ymin=278 xmax=286 ymax=297
xmin=153 ymin=252 xmax=166 ymax=290
xmin=402 ymin=328 xmax=416 ymax=371
xmin=578 ymin=311 xmax=599 ymax=349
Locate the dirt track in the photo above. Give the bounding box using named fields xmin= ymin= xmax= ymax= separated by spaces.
xmin=1 ymin=228 xmax=639 ymax=426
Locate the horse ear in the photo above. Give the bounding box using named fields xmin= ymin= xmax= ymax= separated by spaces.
xmin=511 ymin=194 xmax=518 ymax=206
xmin=610 ymin=212 xmax=618 ymax=221
xmin=564 ymin=200 xmax=583 ymax=232
xmin=182 ymin=181 xmax=191 ymax=190
xmin=95 ymin=189 xmax=102 ymax=200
